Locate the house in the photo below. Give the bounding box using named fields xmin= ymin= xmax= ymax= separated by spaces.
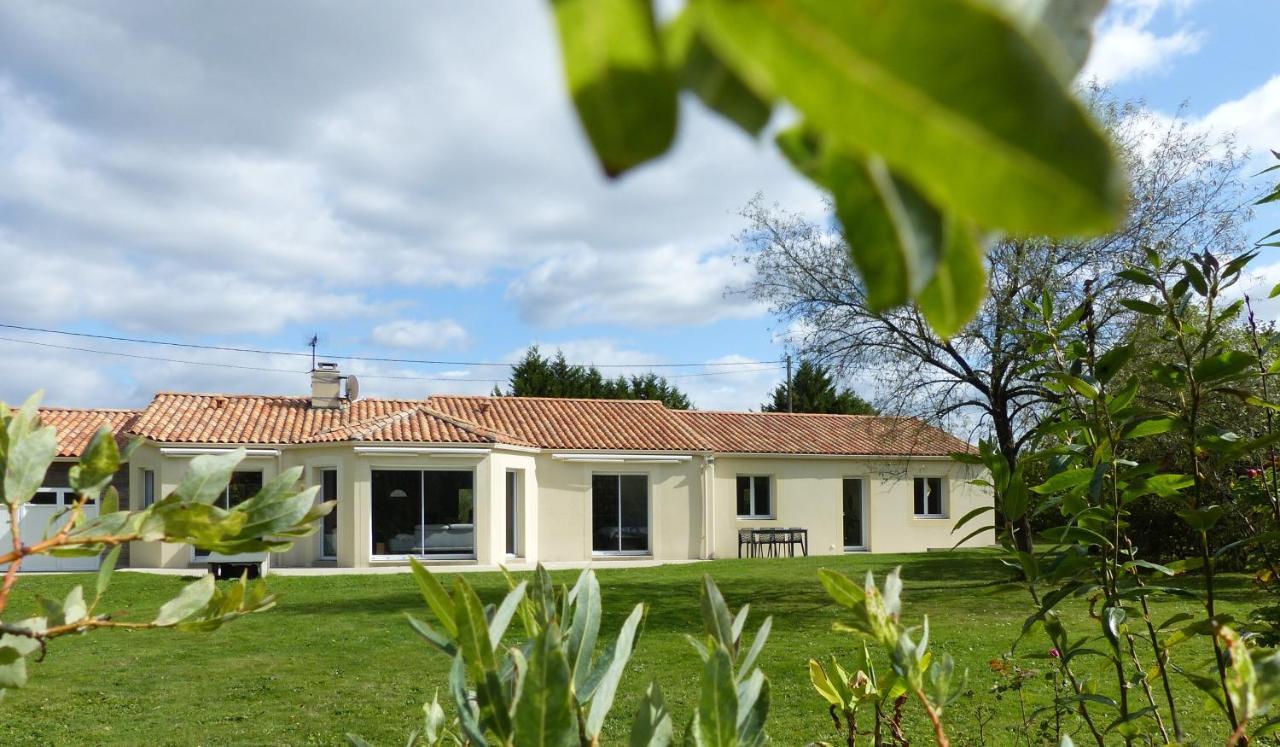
xmin=22 ymin=365 xmax=993 ymax=571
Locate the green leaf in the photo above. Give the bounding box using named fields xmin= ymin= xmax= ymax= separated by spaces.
xmin=819 ymin=146 xmax=944 ymax=312
xmin=409 ymin=558 xmax=457 ymax=637
xmin=512 ymin=623 xmax=577 ymax=747
xmin=452 ymin=580 xmax=511 ymax=740
xmin=809 ymin=659 xmax=842 ymax=707
xmin=1116 ymin=269 xmax=1159 ymax=287
xmin=1120 ymin=298 xmax=1164 ymax=316
xmin=700 ymin=575 xmax=735 ymax=647
xmin=62 ymin=585 xmax=86 ymax=623
xmin=170 ymin=449 xmax=245 ymax=505
xmin=68 ymin=427 xmax=120 ymax=499
xmin=1192 ymin=351 xmax=1256 ymax=383
xmin=1101 ymin=606 xmax=1125 ymax=648
xmin=95 ymin=545 xmax=121 ymax=602
xmin=1178 ymin=505 xmax=1224 ymax=532
xmin=696 ymin=645 xmax=738 ymax=747
xmin=448 ymin=654 xmax=488 ymax=745
xmin=1031 ymin=467 xmax=1093 ymax=495
xmin=990 ymin=0 xmax=1105 ymax=80
xmin=918 ymin=221 xmax=987 ymax=338
xmin=1094 ymin=344 xmax=1134 ymax=384
xmin=694 ymin=0 xmax=1124 ymax=236
xmin=1142 ymin=473 xmax=1193 ymax=498
xmin=488 ymin=581 xmax=527 ymax=651
xmin=154 ymin=574 xmax=216 ymax=626
xmin=549 ymin=0 xmax=677 ymax=177
xmin=665 ymin=10 xmax=770 ymax=136
xmin=406 ymin=615 xmax=457 ymax=657
xmin=586 ymin=603 xmax=645 ymax=737
xmin=736 ymin=669 xmax=770 ymax=742
xmin=817 ymin=569 xmax=864 ymax=609
xmin=737 ymin=616 xmax=772 ymax=679
xmin=567 ymin=570 xmax=602 ymax=689
xmin=0 ymin=646 xmax=27 ymax=689
xmin=4 ymin=422 xmax=57 ymax=506
xmin=630 ymin=680 xmax=674 ymax=747
xmin=1122 ymin=417 xmax=1179 ymax=440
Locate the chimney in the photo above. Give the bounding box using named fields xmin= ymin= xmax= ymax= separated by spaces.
xmin=311 ymin=362 xmax=342 ymax=409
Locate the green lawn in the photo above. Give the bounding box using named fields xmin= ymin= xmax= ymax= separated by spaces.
xmin=0 ymin=551 xmax=1255 ymax=746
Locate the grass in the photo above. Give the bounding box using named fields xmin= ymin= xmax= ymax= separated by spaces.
xmin=0 ymin=550 xmax=1258 ymax=746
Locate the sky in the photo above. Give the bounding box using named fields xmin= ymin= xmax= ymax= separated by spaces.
xmin=0 ymin=0 xmax=1277 ymax=413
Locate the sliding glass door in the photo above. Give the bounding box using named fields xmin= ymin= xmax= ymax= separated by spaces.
xmin=371 ymin=469 xmax=475 ymax=558
xmin=592 ymin=474 xmax=649 ymax=554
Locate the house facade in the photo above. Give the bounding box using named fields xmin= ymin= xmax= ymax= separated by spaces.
xmin=25 ymin=368 xmax=993 ymax=571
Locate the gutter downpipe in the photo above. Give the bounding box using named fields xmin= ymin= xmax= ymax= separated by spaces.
xmin=701 ymin=453 xmax=715 ymax=559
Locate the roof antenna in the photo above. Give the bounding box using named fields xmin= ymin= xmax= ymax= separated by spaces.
xmin=308 ymin=335 xmax=319 ymax=372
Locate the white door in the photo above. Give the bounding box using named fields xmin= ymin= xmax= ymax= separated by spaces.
xmin=0 ymin=488 xmax=100 ymax=572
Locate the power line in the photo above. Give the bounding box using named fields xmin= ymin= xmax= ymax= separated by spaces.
xmin=0 ymin=323 xmax=783 ymax=369
xmin=0 ymin=336 xmax=305 ymax=375
xmin=0 ymin=335 xmax=785 ymax=383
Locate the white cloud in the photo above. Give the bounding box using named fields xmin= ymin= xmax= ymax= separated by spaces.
xmin=508 ymin=244 xmax=765 ymax=328
xmin=1200 ymin=75 xmax=1280 ymax=157
xmin=1082 ymin=0 xmax=1202 ymax=84
xmin=370 ymin=319 xmax=468 ymax=350
xmin=0 ymin=1 xmax=821 ymax=344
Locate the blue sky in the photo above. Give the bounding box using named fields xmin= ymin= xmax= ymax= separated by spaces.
xmin=0 ymin=0 xmax=1277 ymax=411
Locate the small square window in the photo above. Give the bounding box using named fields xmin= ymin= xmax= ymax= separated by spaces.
xmin=914 ymin=477 xmax=944 ymax=517
xmin=736 ymin=476 xmax=772 ymax=518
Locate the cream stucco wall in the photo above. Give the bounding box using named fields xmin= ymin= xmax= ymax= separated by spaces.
xmin=123 ymin=441 xmax=991 ymax=570
xmin=707 ymin=456 xmax=993 ymax=558
xmin=127 ymin=445 xmax=282 ymax=569
xmin=533 ymin=455 xmax=703 ymax=562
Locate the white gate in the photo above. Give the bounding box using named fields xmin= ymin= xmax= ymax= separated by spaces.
xmin=0 ymin=488 xmax=100 ymax=572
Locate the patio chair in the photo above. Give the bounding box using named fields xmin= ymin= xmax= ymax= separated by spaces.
xmin=738 ymin=528 xmax=759 ymax=558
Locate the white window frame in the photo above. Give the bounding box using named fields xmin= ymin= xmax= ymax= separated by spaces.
xmin=141 ymin=468 xmax=156 ymax=508
xmin=913 ymin=477 xmax=946 ymax=518
xmin=842 ymin=476 xmax=868 ymax=551
xmin=368 ymin=466 xmax=478 ymax=562
xmin=590 ymin=471 xmax=651 ymax=557
xmin=318 ymin=466 xmax=339 ymax=560
xmin=735 ymin=475 xmax=774 ymax=520
xmin=505 ymin=469 xmax=523 ymax=558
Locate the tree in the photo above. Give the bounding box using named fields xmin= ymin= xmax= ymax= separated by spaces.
xmin=498 ymin=346 xmax=693 ymax=409
xmin=739 ymin=92 xmax=1254 ymax=551
xmin=762 ymin=360 xmax=875 ymax=414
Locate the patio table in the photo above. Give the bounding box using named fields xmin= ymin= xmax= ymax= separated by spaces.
xmin=738 ymin=527 xmax=808 ymax=557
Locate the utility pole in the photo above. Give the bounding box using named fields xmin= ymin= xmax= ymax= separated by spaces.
xmin=785 ymin=354 xmax=793 ymax=413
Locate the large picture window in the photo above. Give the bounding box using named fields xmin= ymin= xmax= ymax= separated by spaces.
xmin=913 ymin=477 xmax=944 ymax=517
xmin=736 ymin=475 xmax=772 ymax=518
xmin=592 ymin=474 xmax=648 ymax=554
xmin=194 ymin=470 xmax=262 ymax=558
xmin=371 ymin=469 xmax=474 ymax=558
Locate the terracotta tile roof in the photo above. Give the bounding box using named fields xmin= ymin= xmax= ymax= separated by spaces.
xmin=127 ymin=393 xmax=522 ymax=446
xmin=36 ymin=408 xmax=140 ymax=458
xmin=426 ymin=396 xmax=708 ymax=452
xmin=673 ymin=410 xmax=972 ymax=457
xmin=57 ymin=392 xmax=969 ymax=457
